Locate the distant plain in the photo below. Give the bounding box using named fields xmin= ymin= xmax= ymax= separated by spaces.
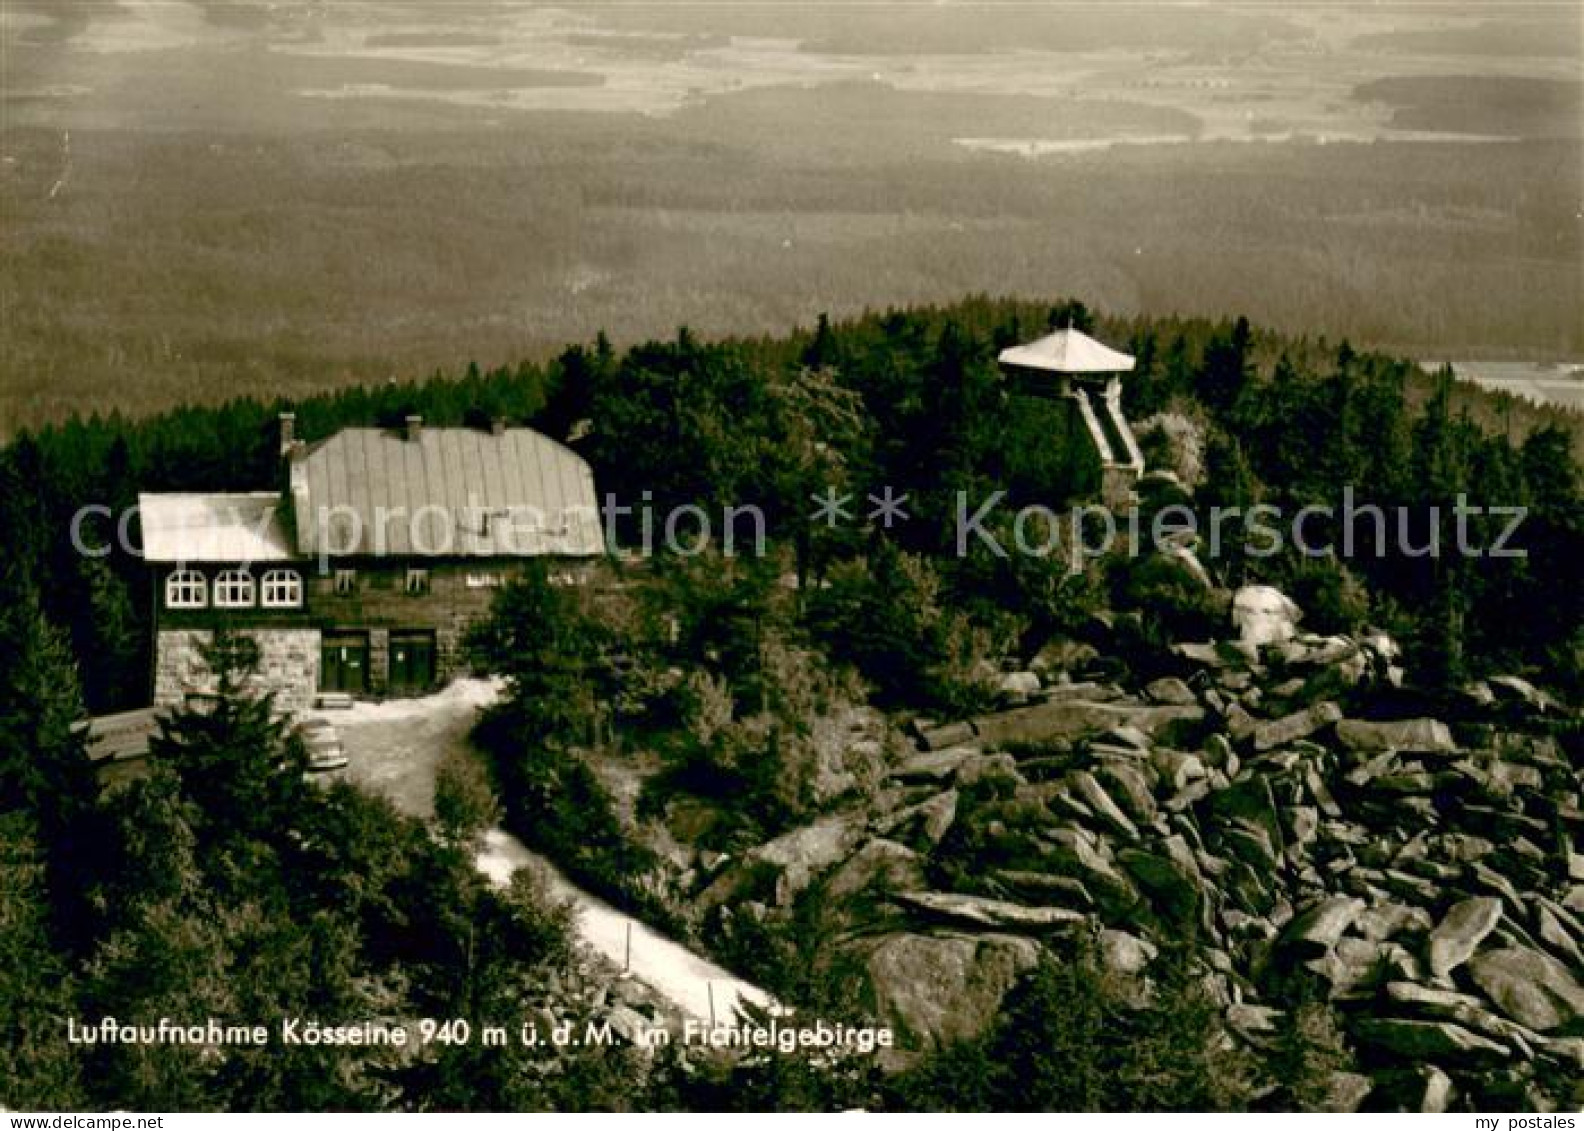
xmin=2 ymin=1 xmax=1580 ymax=429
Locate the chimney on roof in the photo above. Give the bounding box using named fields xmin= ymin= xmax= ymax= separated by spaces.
xmin=405 ymin=414 xmax=423 ymax=441
xmin=490 ymin=417 xmax=506 ymax=436
xmin=279 ymin=412 xmax=296 ymax=457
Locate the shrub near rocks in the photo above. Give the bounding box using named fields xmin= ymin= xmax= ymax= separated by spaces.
xmin=808 ymin=543 xmax=1002 ymax=716
xmin=433 ymin=746 xmax=502 ymax=847
xmin=894 ymin=943 xmax=1255 ymax=1111
xmin=1135 ymin=412 xmax=1208 ymax=492
xmin=1110 ymin=554 xmax=1229 ymax=656
xmin=1284 ymin=558 xmax=1372 ymax=637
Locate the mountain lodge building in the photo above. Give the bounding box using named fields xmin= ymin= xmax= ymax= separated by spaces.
xmin=139 ymin=414 xmax=603 ymax=712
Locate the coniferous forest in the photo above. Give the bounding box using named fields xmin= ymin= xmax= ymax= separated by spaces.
xmin=2 ymin=298 xmax=1582 ymax=1111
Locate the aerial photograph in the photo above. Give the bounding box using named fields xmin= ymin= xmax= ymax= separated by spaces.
xmin=1 ymin=0 xmax=1581 ymax=1116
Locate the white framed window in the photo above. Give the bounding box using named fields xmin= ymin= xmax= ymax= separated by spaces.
xmin=334 ymin=568 xmax=357 ymax=595
xmin=165 ymin=569 xmax=207 ymax=609
xmin=260 ymin=569 xmax=303 ymax=608
xmin=213 ymin=569 xmax=255 ymax=608
xmin=405 ymin=568 xmax=430 ymax=595
xmin=465 ymin=571 xmax=503 ymax=589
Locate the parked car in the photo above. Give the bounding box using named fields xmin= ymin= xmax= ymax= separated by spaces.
xmin=292 ymin=717 xmax=348 ymax=772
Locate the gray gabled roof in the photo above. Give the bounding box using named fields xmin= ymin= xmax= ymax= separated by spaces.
xmin=290 ymin=427 xmax=603 ymax=557
xmin=998 ymin=328 xmax=1136 ymax=375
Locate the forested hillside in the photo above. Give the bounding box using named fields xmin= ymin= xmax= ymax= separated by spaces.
xmin=3 ymin=298 xmax=1577 ymax=717
xmin=2 ymin=298 xmax=1580 ymax=1111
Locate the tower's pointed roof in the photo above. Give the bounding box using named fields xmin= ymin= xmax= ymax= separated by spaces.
xmin=997 ymin=327 xmax=1135 ymax=374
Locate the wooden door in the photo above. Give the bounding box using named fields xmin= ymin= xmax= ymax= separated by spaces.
xmin=388 ymin=631 xmax=435 ymax=696
xmin=321 ymin=632 xmax=369 ymax=694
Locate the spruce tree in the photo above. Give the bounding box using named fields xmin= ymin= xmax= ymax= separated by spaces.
xmin=468 ymin=563 xmax=609 ymax=748
xmin=0 ymin=575 xmax=96 ymax=828
xmin=0 ymin=814 xmax=87 ymax=1109
xmin=0 ymin=571 xmax=100 ymax=945
xmin=1199 ymin=316 xmax=1253 ymax=417
xmin=147 ymin=628 xmax=306 ymax=846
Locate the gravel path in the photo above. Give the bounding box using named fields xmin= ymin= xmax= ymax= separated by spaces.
xmin=475 ymin=830 xmax=772 ymax=1023
xmin=320 ymin=680 xmax=774 ymax=1023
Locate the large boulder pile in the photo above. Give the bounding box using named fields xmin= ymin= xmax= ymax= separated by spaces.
xmin=700 ymin=589 xmax=1582 ymax=1111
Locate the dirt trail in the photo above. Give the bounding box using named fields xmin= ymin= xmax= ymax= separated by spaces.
xmin=320 ymin=680 xmax=774 ymax=1023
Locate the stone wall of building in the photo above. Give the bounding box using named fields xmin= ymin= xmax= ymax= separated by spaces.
xmin=154 ymin=628 xmax=321 ymax=715
xmin=150 ymin=560 xmax=601 ymax=703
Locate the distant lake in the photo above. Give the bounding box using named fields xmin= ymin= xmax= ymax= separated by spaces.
xmin=1428 ymin=360 xmax=1584 ymax=413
